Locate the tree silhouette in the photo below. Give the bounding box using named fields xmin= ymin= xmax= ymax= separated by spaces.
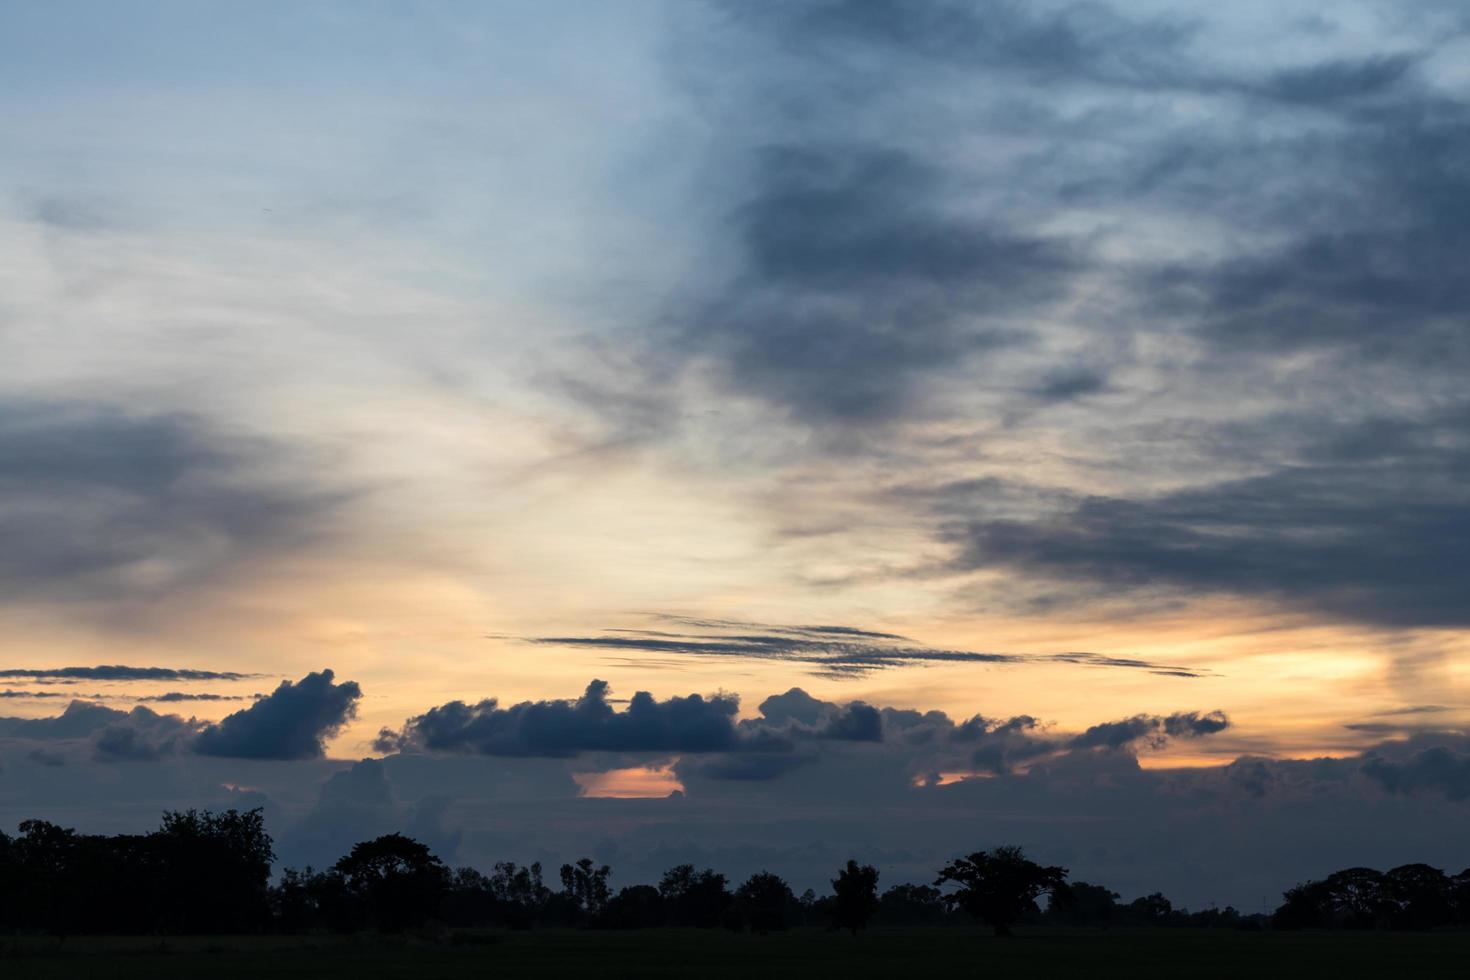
xmin=1383 ymin=864 xmax=1454 ymax=930
xmin=487 ymin=860 xmax=551 ymax=929
xmin=1127 ymin=891 xmax=1174 ymax=926
xmin=154 ymin=808 xmax=273 ymax=932
xmin=734 ymin=871 xmax=797 ymax=932
xmin=831 ymin=860 xmax=880 ymax=935
xmin=877 ymin=883 xmax=948 ymax=925
xmin=1047 ymin=881 xmax=1120 ymax=927
xmin=603 ymin=884 xmax=665 ymax=929
xmin=560 ymin=857 xmax=612 ymax=922
xmin=935 ymin=845 xmax=1068 ymax=936
xmin=658 ymin=864 xmax=731 ymax=928
xmin=333 ymin=833 xmax=448 ymax=932
xmin=10 ymin=807 xmax=1470 ymax=939
xmin=1321 ymin=868 xmax=1388 ymax=929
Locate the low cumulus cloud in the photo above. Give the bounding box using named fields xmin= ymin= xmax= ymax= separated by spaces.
xmin=531 ymin=616 xmax=1207 ymax=679
xmin=374 ymin=678 xmax=1231 ymax=784
xmin=0 ymin=669 xmax=360 ymax=763
xmin=1070 ymin=710 xmax=1231 ymax=751
xmin=375 ymin=679 xmax=743 ymax=757
xmin=194 ymin=670 xmax=361 ymax=760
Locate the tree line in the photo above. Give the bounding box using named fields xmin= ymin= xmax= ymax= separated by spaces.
xmin=2 ymin=810 xmax=1467 ymax=936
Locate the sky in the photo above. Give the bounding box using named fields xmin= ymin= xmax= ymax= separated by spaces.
xmin=2 ymin=0 xmax=1470 ymax=910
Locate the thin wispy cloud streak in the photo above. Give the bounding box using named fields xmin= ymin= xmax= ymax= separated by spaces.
xmin=0 ymin=666 xmax=261 ymax=681
xmin=0 ymin=690 xmax=255 ymax=701
xmin=530 ymin=618 xmax=1207 ymax=678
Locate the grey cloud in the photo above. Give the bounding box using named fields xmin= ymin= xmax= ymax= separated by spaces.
xmin=193 ymin=669 xmax=361 ymax=761
xmin=0 ymin=666 xmax=257 ymax=681
xmin=94 ymin=724 xmax=181 ymax=763
xmin=747 ymin=688 xmax=882 ymax=743
xmin=1069 ymin=715 xmax=1169 ymax=751
xmin=674 ymin=753 xmax=814 ymax=783
xmin=532 ymin=616 xmax=1206 ymax=678
xmin=946 ymin=713 xmax=1054 ymax=775
xmin=950 ymin=450 xmax=1470 ymax=626
xmin=1258 ymin=54 xmax=1417 ymax=105
xmin=683 ymin=145 xmax=1075 ymax=424
xmin=756 ymin=688 xmax=830 ymax=727
xmin=0 ymin=689 xmax=251 ymax=702
xmin=0 ymin=701 xmax=156 ymax=741
xmin=141 ymin=692 xmax=257 ymax=703
xmin=747 ymin=0 xmax=1195 ymax=89
xmin=0 ymin=399 xmax=343 ymax=607
xmin=1362 ymin=745 xmax=1470 ymax=801
xmin=1035 ymin=366 xmax=1107 ymax=402
xmin=0 ymin=700 xmax=202 ymax=763
xmin=1164 ymin=710 xmax=1231 ymax=737
xmin=1068 ymin=710 xmax=1230 ymax=752
xmin=378 ymin=680 xmax=743 ymax=758
xmin=664 ymin=0 xmax=1470 ymax=640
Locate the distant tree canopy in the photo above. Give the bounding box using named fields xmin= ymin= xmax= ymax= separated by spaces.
xmin=3 ymin=810 xmax=1468 ymax=937
xmin=935 ymin=845 xmax=1068 ymax=936
xmin=832 ymin=860 xmax=880 ymax=935
xmin=0 ymin=809 xmax=273 ymax=935
xmin=1274 ymin=864 xmax=1470 ymax=931
xmin=658 ymin=864 xmax=732 ymax=928
xmin=734 ymin=871 xmax=799 ymax=933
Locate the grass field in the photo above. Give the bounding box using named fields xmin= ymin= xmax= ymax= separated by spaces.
xmin=6 ymin=928 xmax=1470 ymax=979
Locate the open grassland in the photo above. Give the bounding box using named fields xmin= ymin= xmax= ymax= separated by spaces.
xmin=6 ymin=927 xmax=1470 ymax=979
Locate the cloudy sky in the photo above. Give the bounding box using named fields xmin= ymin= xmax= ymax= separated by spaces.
xmin=3 ymin=0 xmax=1469 ymax=908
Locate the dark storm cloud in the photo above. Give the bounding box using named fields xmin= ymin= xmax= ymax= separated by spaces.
xmin=93 ymin=724 xmax=178 ymax=762
xmin=686 ymin=145 xmax=1077 ymax=424
xmin=747 ymin=688 xmax=881 ymax=743
xmin=1256 ymin=54 xmax=1417 ymax=105
xmin=0 ymin=670 xmax=356 ymax=762
xmin=1362 ymin=744 xmax=1470 ymax=801
xmin=193 ymin=670 xmax=361 ymax=760
xmin=668 ymin=1 xmax=1470 ymax=634
xmin=950 ymin=447 xmax=1470 ymax=626
xmin=743 ymin=0 xmax=1194 ymax=88
xmin=377 ymin=680 xmax=744 ymax=757
xmin=1136 ymin=86 xmax=1470 ymax=365
xmin=1068 ymin=711 xmax=1230 ymax=751
xmin=0 ymin=701 xmax=162 ymax=741
xmin=0 ymin=666 xmax=258 ymax=681
xmin=1034 ymin=366 xmax=1107 ymax=402
xmin=0 ymin=700 xmax=202 ymax=763
xmin=674 ymin=752 xmax=814 ymax=783
xmin=532 ymin=617 xmax=1206 ymax=678
xmin=0 ymin=399 xmax=342 ymax=606
xmin=945 ymin=713 xmax=1054 ymax=775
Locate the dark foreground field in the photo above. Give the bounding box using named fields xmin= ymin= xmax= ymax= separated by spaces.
xmin=6 ymin=928 xmax=1470 ymax=979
